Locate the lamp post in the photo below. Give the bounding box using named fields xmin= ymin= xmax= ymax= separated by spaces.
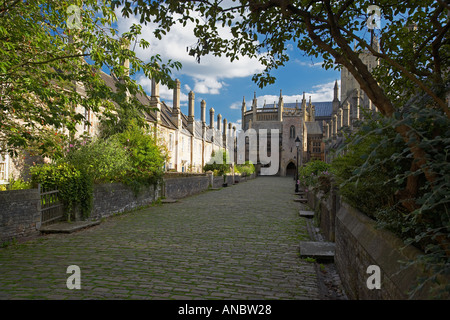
xmin=295 ymin=136 xmax=301 ymax=193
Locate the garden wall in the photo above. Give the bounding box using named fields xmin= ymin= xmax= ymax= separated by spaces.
xmin=0 ymin=189 xmax=41 ymax=243
xmin=163 ymin=172 xmax=256 ymax=198
xmin=307 ymin=190 xmax=445 ymax=299
xmin=90 ymin=183 xmax=161 ymax=220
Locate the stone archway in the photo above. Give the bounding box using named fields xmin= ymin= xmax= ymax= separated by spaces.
xmin=286 ymin=162 xmax=296 ymax=177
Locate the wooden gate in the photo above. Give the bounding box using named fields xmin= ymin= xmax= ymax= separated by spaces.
xmin=39 ymin=184 xmax=64 ymax=226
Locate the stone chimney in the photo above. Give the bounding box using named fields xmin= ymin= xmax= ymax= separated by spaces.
xmin=150 ymin=73 xmax=161 ymax=123
xmin=201 ymin=100 xmax=206 ymax=128
xmin=187 ymin=91 xmax=195 ymax=134
xmin=172 ymin=79 xmax=181 ymax=116
xmin=209 ymin=108 xmax=215 ymax=129
xmin=171 ymin=79 xmax=181 ymax=128
xmin=188 ymin=91 xmax=195 ymax=122
xmin=120 ymin=37 xmax=130 ymax=78
xmin=217 ymin=114 xmax=222 ymax=132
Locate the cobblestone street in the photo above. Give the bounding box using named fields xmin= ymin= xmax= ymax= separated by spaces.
xmin=0 ymin=177 xmax=322 ymax=300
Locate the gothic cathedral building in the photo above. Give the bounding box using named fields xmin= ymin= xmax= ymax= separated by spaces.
xmin=239 ymin=35 xmax=380 ymax=175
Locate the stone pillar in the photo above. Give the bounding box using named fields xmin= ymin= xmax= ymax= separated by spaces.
xmin=337 ymin=108 xmax=342 ymax=130
xmin=332 ymin=114 xmax=337 ymax=138
xmin=242 ymin=97 xmax=246 ymax=124
xmin=252 ymin=92 xmax=257 ymax=123
xmin=278 ymin=90 xmax=283 ymax=122
xmin=343 ymin=102 xmax=350 ymax=127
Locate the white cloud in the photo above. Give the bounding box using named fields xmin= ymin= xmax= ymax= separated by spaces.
xmin=294 ymin=58 xmax=324 ymax=68
xmin=193 ymin=77 xmax=224 ymax=95
xmin=229 ymin=102 xmax=240 ymax=110
xmin=114 ymin=7 xmax=265 ymax=97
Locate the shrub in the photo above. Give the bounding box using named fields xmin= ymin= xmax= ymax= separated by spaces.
xmin=299 ymin=160 xmax=331 ymax=190
xmin=330 ymin=132 xmax=402 ymax=219
xmin=66 ymin=137 xmax=132 ymax=184
xmin=203 ymin=149 xmax=231 ymax=176
xmin=30 ymin=162 xmax=92 ymax=221
xmin=236 ymin=161 xmax=255 ymax=176
xmin=329 ymin=106 xmax=450 ymax=297
xmin=0 ymin=177 xmax=32 ymax=191
xmin=114 ymin=124 xmax=165 ymax=190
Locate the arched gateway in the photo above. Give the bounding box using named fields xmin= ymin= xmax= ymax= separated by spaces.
xmin=286 ymin=162 xmax=296 ymax=177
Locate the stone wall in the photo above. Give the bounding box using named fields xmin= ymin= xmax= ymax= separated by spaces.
xmin=308 ymin=189 xmax=444 ymax=299
xmin=163 ymin=172 xmax=256 ymax=198
xmin=335 ymin=202 xmax=430 ymax=299
xmin=0 ymin=189 xmax=41 ymax=243
xmin=91 ymin=183 xmax=161 ymax=220
xmin=164 ymin=175 xmax=210 ymax=199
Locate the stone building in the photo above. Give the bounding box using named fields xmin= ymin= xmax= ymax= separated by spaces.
xmin=1 ymin=69 xmax=235 ymax=186
xmin=323 ymin=36 xmax=380 ymax=162
xmin=240 ymin=90 xmax=332 ymax=176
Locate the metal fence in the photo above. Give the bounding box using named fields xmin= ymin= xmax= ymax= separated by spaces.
xmin=39 ymin=184 xmax=64 ymax=226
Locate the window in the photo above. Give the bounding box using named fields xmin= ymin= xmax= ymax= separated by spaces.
xmin=168 ymin=133 xmax=174 ymax=152
xmin=289 ymin=126 xmax=295 ymax=139
xmin=0 ymin=153 xmax=8 ymax=184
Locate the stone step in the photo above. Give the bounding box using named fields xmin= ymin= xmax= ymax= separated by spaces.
xmin=299 ymin=241 xmax=335 ymax=262
xmin=161 ymin=199 xmax=178 ymax=203
xmin=294 ymin=198 xmax=308 ymax=203
xmin=40 ymin=220 xmax=101 ymax=234
xmin=299 ymin=210 xmax=315 ymax=218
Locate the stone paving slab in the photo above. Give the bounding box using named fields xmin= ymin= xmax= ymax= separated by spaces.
xmin=161 ymin=199 xmax=178 ymax=203
xmin=0 ymin=177 xmax=320 ymax=300
xmin=299 ymin=210 xmax=315 ymax=218
xmin=39 ymin=220 xmax=101 ymax=234
xmin=299 ymin=241 xmax=335 ymax=262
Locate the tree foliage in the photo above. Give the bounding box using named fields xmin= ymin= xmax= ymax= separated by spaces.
xmin=0 ymin=0 xmax=181 ymax=157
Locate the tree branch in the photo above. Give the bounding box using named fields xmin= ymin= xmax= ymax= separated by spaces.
xmin=8 ymin=53 xmax=91 ymax=73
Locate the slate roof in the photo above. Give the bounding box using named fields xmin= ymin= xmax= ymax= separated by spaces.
xmin=312 ymin=102 xmax=333 ymax=117
xmin=305 ymin=121 xmax=323 ymax=135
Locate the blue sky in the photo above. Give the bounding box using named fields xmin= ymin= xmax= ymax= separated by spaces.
xmin=114 ymin=8 xmax=341 ymax=131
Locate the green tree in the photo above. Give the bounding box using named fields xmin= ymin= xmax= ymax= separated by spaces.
xmin=0 ymin=0 xmax=180 ymax=157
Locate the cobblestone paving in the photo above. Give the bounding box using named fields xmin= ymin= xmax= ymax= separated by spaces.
xmin=0 ymin=177 xmax=320 ymax=300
